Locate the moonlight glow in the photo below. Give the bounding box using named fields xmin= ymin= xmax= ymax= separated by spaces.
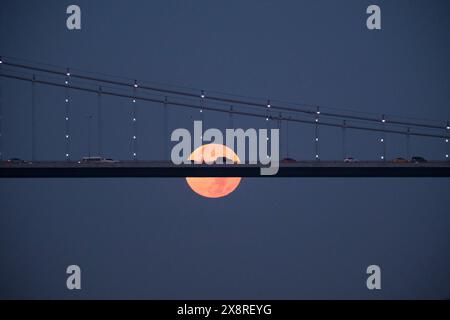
xmin=186 ymin=144 xmax=241 ymax=198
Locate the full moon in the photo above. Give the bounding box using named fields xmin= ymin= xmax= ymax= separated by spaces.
xmin=186 ymin=144 xmax=242 ymax=198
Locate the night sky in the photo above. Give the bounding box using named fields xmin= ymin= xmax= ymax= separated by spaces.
xmin=0 ymin=0 xmax=449 ymax=299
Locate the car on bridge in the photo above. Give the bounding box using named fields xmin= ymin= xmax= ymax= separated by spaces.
xmin=344 ymin=157 xmax=358 ymax=163
xmin=4 ymin=158 xmax=31 ymax=165
xmin=281 ymin=157 xmax=297 ymax=163
xmin=393 ymin=157 xmax=408 ymax=163
xmin=78 ymin=157 xmax=117 ymax=164
xmin=216 ymin=156 xmax=238 ymax=164
xmin=411 ymin=156 xmax=427 ymax=163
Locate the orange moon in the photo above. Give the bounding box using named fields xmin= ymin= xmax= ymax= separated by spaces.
xmin=186 ymin=144 xmax=242 ymax=198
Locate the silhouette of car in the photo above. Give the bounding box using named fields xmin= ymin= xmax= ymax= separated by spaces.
xmin=216 ymin=156 xmax=237 ymax=164
xmin=344 ymin=157 xmax=358 ymax=163
xmin=281 ymin=157 xmax=297 ymax=163
xmin=393 ymin=157 xmax=408 ymax=163
xmin=7 ymin=158 xmax=28 ymax=164
xmin=411 ymin=156 xmax=427 ymax=163
xmin=79 ymin=156 xmax=102 ymax=163
xmin=78 ymin=157 xmax=117 ymax=164
xmin=193 ymin=157 xmax=235 ymax=164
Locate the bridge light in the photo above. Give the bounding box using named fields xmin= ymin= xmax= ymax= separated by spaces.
xmin=315 ymin=138 xmax=319 ymax=142
xmin=133 ymin=80 xmax=138 ymax=88
xmin=446 ymin=122 xmax=450 ymax=130
xmin=446 ymin=154 xmax=449 ymax=158
xmin=65 ymin=135 xmax=69 ymax=139
xmin=446 ymin=139 xmax=449 ymax=143
xmin=66 ymin=153 xmax=69 ymax=157
xmin=315 ymin=118 xmax=319 ymax=123
xmin=65 ymin=99 xmax=69 ymax=103
xmin=381 ymin=156 xmax=385 ymax=160
xmin=266 ymin=117 xmax=269 ymax=121
xmin=267 ymin=100 xmax=271 ymax=108
xmin=380 ymin=138 xmax=384 ymax=142
xmin=133 ymin=136 xmax=136 ymax=140
xmin=65 ymin=117 xmax=69 ymax=121
xmin=133 ymin=153 xmax=136 ymax=157
xmin=133 ymin=99 xmax=136 ymax=103
xmin=201 ymin=90 xmax=205 ymax=99
xmin=200 ymin=109 xmax=203 ymax=113
xmin=315 ymin=154 xmax=319 ymax=159
xmin=65 ymin=81 xmax=69 ymax=85
xmin=133 ymin=118 xmax=136 ymax=122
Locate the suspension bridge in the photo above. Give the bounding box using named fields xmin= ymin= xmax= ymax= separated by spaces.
xmin=0 ymin=56 xmax=449 ymax=178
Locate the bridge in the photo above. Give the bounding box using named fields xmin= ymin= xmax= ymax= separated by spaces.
xmin=1 ymin=161 xmax=450 ymax=178
xmin=0 ymin=55 xmax=449 ymax=178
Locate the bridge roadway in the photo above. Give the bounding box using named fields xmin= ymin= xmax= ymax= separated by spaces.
xmin=1 ymin=161 xmax=450 ymax=178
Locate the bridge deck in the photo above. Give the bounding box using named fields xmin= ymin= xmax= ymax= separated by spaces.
xmin=1 ymin=161 xmax=450 ymax=178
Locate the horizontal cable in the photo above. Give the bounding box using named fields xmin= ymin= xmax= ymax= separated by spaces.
xmin=1 ymin=60 xmax=448 ymax=131
xmin=0 ymin=72 xmax=447 ymax=140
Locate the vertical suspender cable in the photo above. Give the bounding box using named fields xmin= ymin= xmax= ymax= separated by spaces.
xmin=445 ymin=122 xmax=449 ymax=160
xmin=31 ymin=74 xmax=36 ymax=161
xmin=406 ymin=127 xmax=410 ymax=160
xmin=163 ymin=96 xmax=168 ymax=161
xmin=97 ymin=86 xmax=103 ymax=157
xmin=64 ymin=70 xmax=71 ymax=160
xmin=380 ymin=114 xmax=386 ymax=161
xmin=229 ymin=105 xmax=234 ymax=129
xmin=132 ymin=81 xmax=138 ymax=160
xmin=315 ymin=107 xmax=320 ymax=160
xmin=342 ymin=120 xmax=347 ymax=160
xmin=0 ymin=57 xmax=3 ymax=160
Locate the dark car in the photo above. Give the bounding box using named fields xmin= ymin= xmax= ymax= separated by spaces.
xmin=7 ymin=158 xmax=28 ymax=164
xmin=216 ymin=156 xmax=237 ymax=164
xmin=411 ymin=156 xmax=427 ymax=163
xmin=79 ymin=156 xmax=102 ymax=163
xmin=281 ymin=157 xmax=297 ymax=163
xmin=192 ymin=157 xmax=235 ymax=165
xmin=78 ymin=156 xmax=117 ymax=164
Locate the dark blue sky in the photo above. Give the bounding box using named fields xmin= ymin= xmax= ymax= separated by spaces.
xmin=0 ymin=0 xmax=449 ymax=299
